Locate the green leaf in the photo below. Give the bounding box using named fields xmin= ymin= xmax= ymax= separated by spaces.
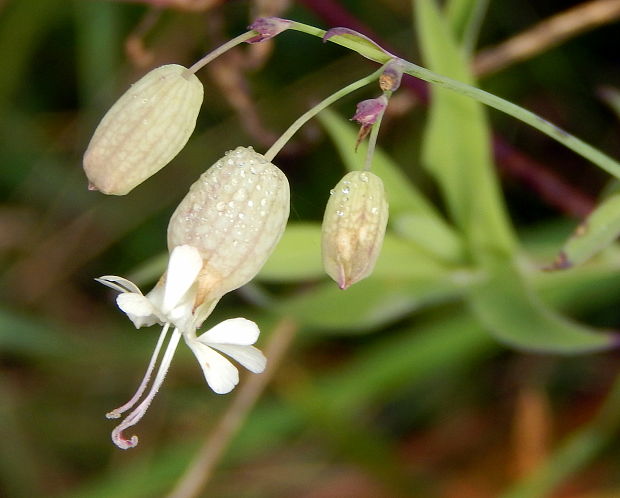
xmin=317 ymin=108 xmax=465 ymax=263
xmin=445 ymin=0 xmax=489 ymax=53
xmin=468 ymin=263 xmax=617 ymax=353
xmin=414 ymin=0 xmax=515 ymax=260
xmin=258 ymin=222 xmax=449 ymax=282
xmin=278 ymin=276 xmax=461 ymax=332
xmin=548 ymin=192 xmax=620 ymax=270
xmin=258 ymin=222 xmax=323 ymax=281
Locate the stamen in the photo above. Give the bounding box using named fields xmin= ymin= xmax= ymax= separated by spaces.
xmin=110 ymin=328 xmax=182 ymax=450
xmin=106 ymin=323 xmax=170 ymax=419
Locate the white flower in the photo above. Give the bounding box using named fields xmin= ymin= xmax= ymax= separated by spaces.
xmin=97 ymin=244 xmax=266 ymax=450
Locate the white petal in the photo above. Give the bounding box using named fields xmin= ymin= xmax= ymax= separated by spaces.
xmin=198 ymin=318 xmax=260 ymax=346
xmin=187 ymin=340 xmax=239 ymax=394
xmin=117 ymin=293 xmax=155 ymax=317
xmin=162 ymin=245 xmax=203 ymax=313
xmin=116 ymin=293 xmax=159 ymax=328
xmin=209 ymin=344 xmax=267 ymax=373
xmin=96 ymin=276 xmax=143 ymax=295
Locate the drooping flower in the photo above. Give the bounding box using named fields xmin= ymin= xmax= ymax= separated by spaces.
xmin=322 ymin=171 xmax=389 ymax=289
xmin=84 ymin=64 xmax=204 ymax=195
xmin=97 ymin=146 xmax=290 ymax=449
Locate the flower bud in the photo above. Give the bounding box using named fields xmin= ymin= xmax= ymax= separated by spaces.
xmin=322 ymin=171 xmax=389 ymax=289
xmin=84 ymin=64 xmax=204 ymax=195
xmin=167 ymin=146 xmax=290 ymax=303
xmin=247 ymin=17 xmax=292 ymax=43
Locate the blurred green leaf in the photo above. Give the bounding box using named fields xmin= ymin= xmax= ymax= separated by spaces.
xmin=468 ymin=263 xmax=617 ymax=353
xmin=501 ymin=374 xmax=620 ymax=498
xmin=548 ymin=192 xmax=620 ymax=270
xmin=317 ymin=109 xmax=465 ymax=263
xmin=278 ymin=276 xmax=460 ymax=332
xmin=0 ymin=308 xmax=77 ymax=357
xmin=0 ymin=0 xmax=64 ymax=108
xmin=258 ymin=222 xmax=449 ymax=282
xmin=258 ymin=222 xmax=323 ymax=281
xmin=445 ymin=0 xmax=489 ymax=53
xmin=414 ymin=0 xmax=515 ymax=261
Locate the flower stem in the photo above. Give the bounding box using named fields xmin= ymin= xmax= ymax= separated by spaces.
xmin=188 ymin=31 xmax=256 ymax=74
xmin=264 ymin=66 xmax=385 ymax=162
xmin=364 ymin=92 xmax=390 ymax=171
xmin=288 ymin=21 xmax=620 ymax=180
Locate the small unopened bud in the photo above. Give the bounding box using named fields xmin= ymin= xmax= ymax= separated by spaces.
xmin=247 ymin=17 xmax=292 ymax=43
xmin=352 ymin=95 xmax=388 ymax=127
xmin=84 ymin=64 xmax=204 ymax=195
xmin=351 ymin=95 xmax=388 ymax=149
xmin=322 ymin=171 xmax=389 ymax=289
xmin=168 ymin=146 xmax=290 ymax=304
xmin=379 ymin=59 xmax=405 ymax=92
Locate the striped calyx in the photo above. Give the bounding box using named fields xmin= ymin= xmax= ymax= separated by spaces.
xmin=84 ymin=64 xmax=204 ymax=195
xmin=322 ymin=171 xmax=389 ymax=289
xmin=167 ymin=146 xmax=290 ymax=307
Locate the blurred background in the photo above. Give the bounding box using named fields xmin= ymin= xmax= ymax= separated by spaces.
xmin=2 ymin=0 xmax=620 ymax=497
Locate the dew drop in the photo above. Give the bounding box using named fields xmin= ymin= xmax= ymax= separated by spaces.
xmin=360 ymin=173 xmax=369 ymax=182
xmin=247 ymin=200 xmax=254 ymax=207
xmin=329 ymin=189 xmax=335 ymax=195
xmin=260 ymin=198 xmax=267 ymax=207
xmin=233 ymin=189 xmax=246 ymax=201
xmin=336 ymin=210 xmax=344 ymax=216
xmin=342 ymin=187 xmax=350 ymax=194
xmin=371 ymin=207 xmax=379 ymax=215
xmin=216 ymin=202 xmax=226 ymax=211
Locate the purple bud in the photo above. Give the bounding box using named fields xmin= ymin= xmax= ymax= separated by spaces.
xmin=351 ymin=95 xmax=388 ymax=126
xmin=247 ymin=17 xmax=292 ymax=43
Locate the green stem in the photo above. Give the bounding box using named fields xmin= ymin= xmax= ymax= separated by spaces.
xmin=500 ymin=374 xmax=620 ymax=498
xmin=288 ymin=21 xmax=620 ymax=180
xmin=364 ymin=92 xmax=390 ymax=171
xmin=189 ymin=31 xmax=256 ymax=74
xmin=264 ymin=66 xmax=384 ymax=161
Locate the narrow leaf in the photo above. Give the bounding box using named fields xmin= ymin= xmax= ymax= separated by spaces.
xmin=278 ymin=277 xmax=460 ymax=332
xmin=548 ymin=192 xmax=620 ymax=270
xmin=468 ymin=263 xmax=618 ymax=353
xmin=414 ymin=0 xmax=515 ymax=260
xmin=445 ymin=0 xmax=489 ymax=53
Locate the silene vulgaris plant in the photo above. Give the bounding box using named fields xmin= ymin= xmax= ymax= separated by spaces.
xmin=86 ymin=18 xmax=396 ymax=449
xmin=86 ymin=16 xmax=620 ymax=450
